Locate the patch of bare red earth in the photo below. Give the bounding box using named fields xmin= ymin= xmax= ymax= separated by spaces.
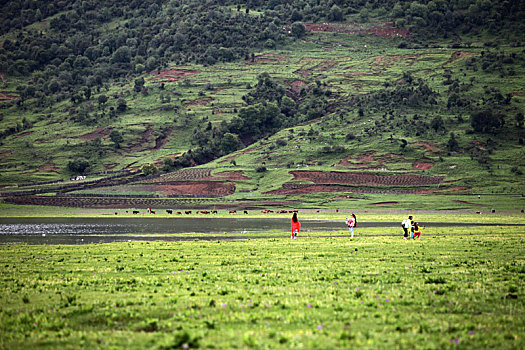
xmin=79 ymin=126 xmax=113 ymax=140
xmin=290 ymin=170 xmax=444 ymax=186
xmin=35 ymin=162 xmax=60 ymax=174
xmin=413 ymin=159 xmax=434 ymax=170
xmin=265 ymin=170 xmax=449 ymax=195
xmin=0 ymin=92 xmax=19 ymax=101
xmin=151 ymin=68 xmax=199 ymax=83
xmin=186 ymin=97 xmax=213 ymax=107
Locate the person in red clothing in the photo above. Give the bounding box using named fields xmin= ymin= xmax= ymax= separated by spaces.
xmin=291 ymin=212 xmax=301 ymax=239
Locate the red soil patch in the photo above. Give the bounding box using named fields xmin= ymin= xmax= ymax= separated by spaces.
xmin=288 ymin=80 xmax=308 ymax=93
xmin=154 ymin=127 xmax=174 ymax=150
xmin=15 ymin=131 xmax=34 ymax=138
xmin=413 ymin=142 xmax=439 ymax=152
xmin=79 ymin=126 xmax=113 ymax=140
xmin=413 ymin=160 xmax=434 ymax=170
xmin=186 ymin=97 xmax=213 ymax=106
xmin=290 ymin=170 xmax=445 ymax=186
xmin=0 ymin=92 xmax=19 ymax=101
xmin=151 ymin=68 xmax=199 ymax=83
xmin=0 ymin=151 xmax=12 ymax=158
xmin=213 ymin=171 xmax=251 ymax=181
xmin=357 ymin=150 xmax=376 ymax=163
xmin=35 ymin=162 xmax=59 ymax=174
xmin=301 ymin=22 xmax=410 ymax=38
xmin=158 ymin=181 xmax=235 ymax=197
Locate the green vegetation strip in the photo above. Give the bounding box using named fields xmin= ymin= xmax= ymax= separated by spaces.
xmin=1 ymin=232 xmax=524 ymax=349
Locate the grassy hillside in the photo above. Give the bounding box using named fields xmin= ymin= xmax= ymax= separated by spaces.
xmin=0 ymin=1 xmax=524 ymax=208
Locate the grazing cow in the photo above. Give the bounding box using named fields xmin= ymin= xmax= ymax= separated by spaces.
xmin=212 ymin=210 xmax=218 ymax=214
xmin=229 ymin=210 xmax=237 ymax=214
xmin=150 ymin=210 xmax=156 ymax=214
xmin=201 ymin=210 xmax=210 ymax=214
xmin=244 ymin=210 xmax=248 ymax=214
xmin=316 ymin=210 xmax=320 ymax=213
xmin=115 ymin=212 xmax=118 ymax=215
xmin=185 ymin=210 xmax=192 ymax=214
xmin=336 ymin=209 xmax=339 ymax=213
xmin=177 ymin=211 xmax=182 ymax=215
xmin=166 ymin=210 xmax=173 ymax=214
xmin=133 ymin=210 xmax=140 ymax=214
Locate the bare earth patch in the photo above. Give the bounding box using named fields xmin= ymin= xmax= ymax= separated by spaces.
xmin=413 ymin=159 xmax=434 ymax=170
xmin=158 ymin=181 xmax=235 ymax=197
xmin=151 ymin=68 xmax=199 ymax=83
xmin=79 ymin=126 xmax=113 ymax=140
xmin=186 ymin=97 xmax=213 ymax=106
xmin=290 ymin=170 xmax=444 ymax=186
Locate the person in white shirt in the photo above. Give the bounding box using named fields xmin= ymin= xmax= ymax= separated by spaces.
xmin=401 ymin=215 xmax=412 ymax=239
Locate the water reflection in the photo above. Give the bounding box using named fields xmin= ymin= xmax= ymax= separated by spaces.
xmin=0 ymin=217 xmax=521 ymax=245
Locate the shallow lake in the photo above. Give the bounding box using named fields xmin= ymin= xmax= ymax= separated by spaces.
xmin=0 ymin=217 xmax=521 ymax=245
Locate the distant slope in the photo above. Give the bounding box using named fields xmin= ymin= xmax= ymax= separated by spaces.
xmin=0 ymin=0 xmax=524 ymax=207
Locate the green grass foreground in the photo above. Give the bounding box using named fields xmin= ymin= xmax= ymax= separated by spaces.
xmin=1 ymin=232 xmax=525 ymax=349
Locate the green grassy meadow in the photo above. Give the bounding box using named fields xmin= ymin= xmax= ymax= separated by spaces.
xmin=1 ymin=230 xmax=524 ymax=349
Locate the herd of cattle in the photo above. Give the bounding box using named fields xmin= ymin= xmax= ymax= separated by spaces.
xmin=123 ymin=209 xmax=300 ymax=215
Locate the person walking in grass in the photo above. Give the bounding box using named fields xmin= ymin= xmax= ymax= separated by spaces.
xmin=291 ymin=212 xmax=301 ymax=239
xmin=401 ymin=215 xmax=412 ymax=239
xmin=345 ymin=213 xmax=357 ymax=238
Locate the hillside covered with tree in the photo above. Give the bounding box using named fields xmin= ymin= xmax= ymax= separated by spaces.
xmin=0 ymin=0 xmax=524 ymax=207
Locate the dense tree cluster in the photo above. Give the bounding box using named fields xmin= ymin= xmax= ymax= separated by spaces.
xmin=163 ymin=73 xmax=331 ymax=170
xmin=0 ymin=0 xmax=289 ymax=103
xmin=2 ymin=0 xmax=524 ymax=106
